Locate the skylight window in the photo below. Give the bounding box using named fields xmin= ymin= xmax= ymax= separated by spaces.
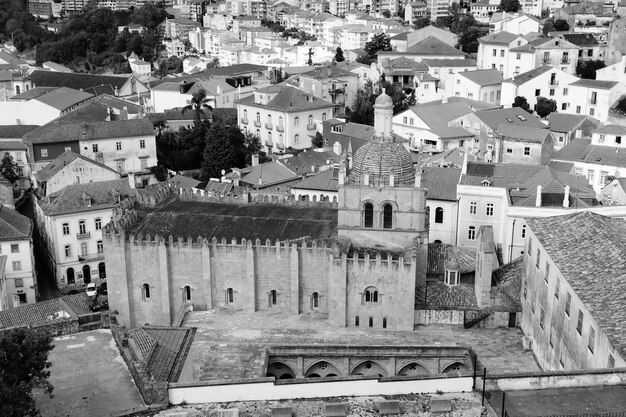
xmin=517 ymin=115 xmax=527 ymax=121
xmin=506 ymin=117 xmax=513 ymax=123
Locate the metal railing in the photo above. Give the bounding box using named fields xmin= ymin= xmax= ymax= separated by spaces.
xmin=76 ymin=232 xmax=91 ymax=239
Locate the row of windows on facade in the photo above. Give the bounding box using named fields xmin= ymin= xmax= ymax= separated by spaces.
xmin=454 ymin=90 xmax=501 ymax=103
xmin=64 ymin=241 xmax=103 ymax=258
xmin=523 ymin=238 xmax=616 ymax=368
xmin=243 ymin=111 xmax=325 ymax=127
xmin=362 ymin=203 xmax=394 ymax=229
xmin=40 ymin=140 xmax=146 ymax=158
xmin=65 ymin=263 xmax=106 ymax=284
xmin=574 ymin=167 xmax=614 ymax=187
xmin=62 ymin=218 xmax=103 ymax=236
xmin=253 ymin=129 xmax=301 ymax=146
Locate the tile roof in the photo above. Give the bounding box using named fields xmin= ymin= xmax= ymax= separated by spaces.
xmin=431 ymin=127 xmax=474 ymax=139
xmin=570 ymin=79 xmax=619 ymax=89
xmin=460 ymin=162 xmax=543 ymax=187
xmin=0 ymin=125 xmax=40 ymax=139
xmin=459 ymin=69 xmax=503 ymax=86
xmin=280 ymin=151 xmax=339 ymax=175
xmin=507 ymin=65 xmax=553 ymax=86
xmin=427 ymin=243 xmax=476 ymax=277
xmin=143 ymin=327 xmax=197 ymax=382
xmin=0 ymin=298 xmax=78 ymax=329
xmin=496 ymin=123 xmax=552 ymax=143
xmin=0 ymin=51 xmax=27 ymax=70
xmin=409 ymin=102 xmax=474 ymax=129
xmin=131 ymin=199 xmax=338 ymax=242
xmin=167 ymin=174 xmax=201 ymax=189
xmin=546 ymin=114 xmax=599 ymax=133
xmin=128 ymin=328 xmax=157 ymax=360
xmin=0 ymin=206 xmax=32 ymax=241
xmin=420 ymin=167 xmax=461 ymax=201
xmin=415 ymin=281 xmax=478 ymax=308
xmin=24 ymin=118 xmax=154 ymax=144
xmin=291 ymin=167 xmax=339 ymax=192
xmin=33 ymin=87 xmax=93 ymax=110
xmin=553 ymin=138 xmax=626 ymax=168
xmin=403 ymin=36 xmax=465 ymax=56
xmin=475 ymin=108 xmax=546 ymax=130
xmin=35 ymin=151 xmax=117 ymax=182
xmin=239 ymin=85 xmax=334 ymax=112
xmin=422 ymin=59 xmax=477 ymax=68
xmin=491 ymin=257 xmax=522 ymax=310
xmin=418 ymin=96 xmax=499 ymax=111
xmin=0 ymin=140 xmax=27 ymax=151
xmin=561 ymin=1 xmax=605 ymax=14
xmin=509 ymin=166 xmax=598 ymax=207
xmin=91 ymin=94 xmax=142 ymax=114
xmin=37 ymin=178 xmax=138 ymax=216
xmin=241 ymin=161 xmax=298 ymax=187
xmin=29 ymin=70 xmax=131 ymax=91
xmin=422 ymin=147 xmax=476 ymax=168
xmin=561 ymin=33 xmax=599 ymax=47
xmin=10 ymin=86 xmax=56 ymax=100
xmin=526 ymin=212 xmax=626 ymax=358
xmin=592 ymin=124 xmax=626 ymax=135
xmin=301 ymin=65 xmax=356 ymax=79
xmin=149 ymin=64 xmax=266 ymax=88
xmin=60 ymin=292 xmax=93 ymax=316
xmin=479 ymin=31 xmax=520 ymax=45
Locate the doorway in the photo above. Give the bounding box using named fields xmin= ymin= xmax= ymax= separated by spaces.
xmin=83 ymin=265 xmax=91 ymax=283
xmin=508 ymin=312 xmax=517 ymax=328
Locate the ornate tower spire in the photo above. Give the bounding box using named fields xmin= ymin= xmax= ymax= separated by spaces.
xmin=373 ymin=88 xmax=393 ymax=143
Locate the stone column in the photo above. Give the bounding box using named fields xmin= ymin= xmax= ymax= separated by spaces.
xmin=245 ymin=240 xmax=256 ymax=312
xmin=290 ymin=244 xmax=300 ymax=314
xmin=201 ymin=239 xmax=212 ymax=309
xmin=328 ymin=253 xmax=348 ymax=327
xmin=158 ymin=239 xmax=171 ymax=325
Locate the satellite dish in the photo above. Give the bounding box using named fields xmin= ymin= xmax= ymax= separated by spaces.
xmin=221 ymin=169 xmax=226 ymax=175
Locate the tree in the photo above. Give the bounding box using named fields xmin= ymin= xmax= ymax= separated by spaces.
xmin=312 ymin=131 xmax=324 ymax=148
xmin=553 ymin=19 xmax=570 ymax=31
xmin=413 ymin=17 xmax=431 ymax=30
xmin=0 ymin=152 xmax=19 ymax=184
xmin=201 ymin=123 xmax=247 ymax=179
xmin=0 ymin=328 xmax=54 ymax=417
xmin=183 ymin=89 xmax=213 ymax=124
xmin=535 ymin=96 xmax=557 ymax=118
xmin=542 ymin=19 xmax=555 ymax=35
xmin=149 ymin=164 xmax=169 ymax=181
xmin=458 ymin=26 xmax=482 ymax=53
xmin=348 ymin=80 xmax=414 ymax=125
xmin=206 ymin=57 xmax=220 ymax=68
xmin=381 ymin=10 xmax=391 ymax=18
xmin=334 ymin=47 xmax=345 ymax=62
xmin=500 ymin=0 xmax=521 ymax=12
xmin=576 ymin=60 xmax=606 ymax=79
xmin=362 ymin=33 xmax=392 ymax=64
xmin=512 ymin=96 xmax=531 ymax=113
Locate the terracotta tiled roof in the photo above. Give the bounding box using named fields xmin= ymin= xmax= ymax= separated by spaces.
xmin=461 ymin=162 xmax=543 ymax=187
xmin=492 ymin=257 xmax=523 ymax=310
xmin=570 ymin=79 xmax=619 ymax=90
xmin=241 ymin=161 xmax=299 ymax=187
xmin=547 ymin=114 xmax=599 ymax=133
xmin=35 ymin=151 xmax=117 ymax=182
xmin=479 ymin=31 xmax=520 ymax=45
xmin=0 ymin=298 xmax=78 ymax=329
xmin=421 ymin=167 xmax=461 ymax=201
xmin=238 ymin=85 xmax=334 ymax=112
xmin=29 ymin=70 xmax=131 ymax=92
xmin=292 ymin=167 xmax=339 ymax=192
xmin=475 ymin=108 xmax=545 ymax=130
xmin=24 ymin=118 xmax=154 ymax=144
xmin=415 ymin=281 xmax=478 ymax=308
xmin=553 ymin=138 xmax=626 ymax=168
xmin=0 ymin=206 xmax=32 ymax=241
xmin=144 ymin=326 xmax=196 ymax=382
xmin=280 ymin=151 xmax=339 ymax=175
xmin=496 ymin=124 xmax=552 ymax=143
xmin=526 ymin=212 xmax=626 ymax=358
xmin=403 ymin=36 xmax=465 ymax=56
xmin=0 ymin=125 xmax=39 ymax=139
xmin=427 ymin=243 xmax=476 ymax=277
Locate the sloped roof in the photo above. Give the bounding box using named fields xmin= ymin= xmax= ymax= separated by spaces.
xmin=35 ymin=87 xmax=93 ymax=110
xmin=526 ymin=212 xmax=626 ymax=358
xmin=35 ymin=151 xmax=117 ymax=182
xmin=144 ymin=327 xmax=197 ymax=382
xmin=240 ymin=161 xmax=299 ymax=187
xmin=418 ymin=96 xmax=498 ymax=110
xmin=507 ymin=65 xmax=553 ymax=86
xmin=496 ymin=123 xmax=552 ymax=143
xmin=427 ymin=243 xmax=476 ymax=278
xmin=0 ymin=206 xmax=32 ymax=241
xmin=280 ymin=150 xmax=339 ymax=174
xmin=131 ymin=199 xmax=338 ymax=242
xmin=10 ymin=86 xmax=56 ymax=100
xmin=301 ymin=65 xmax=356 ymax=79
xmin=409 ymin=102 xmax=474 ymax=130
xmin=460 ymin=162 xmax=543 ymax=187
xmin=29 ymin=70 xmax=131 ymax=91
xmin=420 ymin=167 xmax=461 ymax=201
xmin=404 ymin=36 xmax=464 ymax=56
xmin=553 ymin=138 xmax=626 ymax=168
xmin=37 ymin=178 xmax=138 ymax=216
xmin=291 ymin=167 xmax=339 ymax=192
xmin=491 ymin=257 xmax=523 ymax=309
xmin=422 ymin=147 xmax=476 ymax=168
xmin=475 ymin=107 xmax=546 ymax=130
xmin=238 ymin=85 xmax=334 ymax=112
xmin=422 ymin=58 xmax=477 ymax=68
xmin=0 ymin=297 xmax=78 ymax=329
xmin=561 ymin=33 xmax=599 ymax=47
xmin=459 ymin=69 xmax=503 ymax=86
xmin=479 ymin=31 xmax=520 ymax=45
xmin=167 ymin=174 xmax=201 ymax=189
xmin=148 ymin=64 xmax=266 ymax=88
xmin=0 ymin=140 xmax=27 ymax=151
xmin=0 ymin=125 xmax=39 ymax=138
xmin=561 ymin=1 xmax=605 ymax=14
xmin=415 ymin=281 xmax=478 ymax=308
xmin=547 ymin=113 xmax=599 ymax=133
xmin=24 ymin=118 xmax=154 ymax=144
xmin=570 ymin=79 xmax=619 ymax=89
xmin=592 ymin=124 xmax=626 ymax=135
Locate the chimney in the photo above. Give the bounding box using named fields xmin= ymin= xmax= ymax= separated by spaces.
xmin=475 ymin=226 xmax=497 ymax=307
xmin=121 ymin=106 xmax=128 ymax=120
xmin=252 ymin=154 xmax=259 ymax=167
xmin=364 ymin=173 xmax=370 ymax=186
xmin=128 ymin=172 xmax=136 ymax=189
xmin=311 ymin=165 xmax=316 ymax=173
xmin=389 ymin=173 xmax=394 ymax=187
xmin=461 ymin=152 xmax=469 ymax=176
xmin=415 ymin=169 xmax=422 ymax=188
xmin=563 ymin=185 xmax=570 ymax=208
xmin=535 ymin=185 xmax=542 ymax=207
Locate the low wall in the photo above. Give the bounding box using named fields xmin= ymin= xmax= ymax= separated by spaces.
xmin=480 ymin=367 xmax=626 ymax=392
xmin=168 ymin=375 xmax=473 ymax=405
xmin=415 ymin=309 xmax=464 ymax=325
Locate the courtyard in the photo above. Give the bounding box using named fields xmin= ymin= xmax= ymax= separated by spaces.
xmin=34 ymin=329 xmax=145 ymax=417
xmin=181 ymin=308 xmax=540 ymax=382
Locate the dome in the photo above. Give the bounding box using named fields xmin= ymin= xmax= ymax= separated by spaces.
xmin=374 ymin=90 xmax=393 ymax=107
xmin=352 ymin=141 xmax=415 ymax=186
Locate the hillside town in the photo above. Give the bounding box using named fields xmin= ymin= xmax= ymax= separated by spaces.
xmin=1 ymin=0 xmax=626 ymax=415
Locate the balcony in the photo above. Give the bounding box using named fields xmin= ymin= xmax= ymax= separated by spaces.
xmin=560 ymin=58 xmax=570 ymax=64
xmin=265 ymin=123 xmax=273 ymax=130
xmin=542 ymin=58 xmax=552 ymax=64
xmin=240 ymin=118 xmax=248 ymax=124
xmin=307 ymin=124 xmax=316 ymax=131
xmin=590 ymin=99 xmax=597 ymax=105
xmin=76 ymin=232 xmax=91 ymax=240
xmin=276 ymin=142 xmax=285 ymax=150
xmin=550 ymin=79 xmax=559 ymax=86
xmin=328 ymin=86 xmax=345 ymax=94
xmin=78 ymin=252 xmax=104 ymax=262
xmin=253 ymin=120 xmax=261 ymax=127
xmin=276 ymin=125 xmax=284 ymax=132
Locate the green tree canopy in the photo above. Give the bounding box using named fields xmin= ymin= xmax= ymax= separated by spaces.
xmin=512 ymin=96 xmax=531 ymax=113
xmin=201 ymin=123 xmax=247 ymax=179
xmin=348 ymin=80 xmax=415 ymax=125
xmin=535 ymin=96 xmax=557 ymax=118
xmin=362 ymin=33 xmax=392 ymax=63
xmin=500 ymin=0 xmax=521 ymax=12
xmin=334 ymin=47 xmax=345 ymax=62
xmin=413 ymin=17 xmax=431 ymax=29
xmin=576 ymin=60 xmax=606 ymax=79
xmin=458 ymin=26 xmax=482 ymax=53
xmin=0 ymin=328 xmax=54 ymax=417
xmin=554 ymin=19 xmax=570 ymax=31
xmin=0 ymin=152 xmax=19 ymax=184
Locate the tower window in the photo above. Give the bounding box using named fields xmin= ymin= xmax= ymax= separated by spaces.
xmin=364 ymin=287 xmax=379 ymax=303
xmin=183 ymin=285 xmax=191 ymax=302
xmin=312 ymin=292 xmax=319 ymax=309
xmin=142 ymin=284 xmax=150 ymax=300
xmin=226 ymin=288 xmax=234 ymax=304
xmin=363 ymin=202 xmax=374 ymax=228
xmin=270 ymin=290 xmax=277 ymax=306
xmin=435 ymin=207 xmax=444 ymax=224
xmin=382 ymin=203 xmax=393 ymax=229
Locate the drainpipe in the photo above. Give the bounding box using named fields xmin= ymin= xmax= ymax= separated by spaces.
xmin=509 ymin=218 xmax=516 ymax=264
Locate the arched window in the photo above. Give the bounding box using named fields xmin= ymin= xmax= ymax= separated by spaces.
xmin=226 ymin=288 xmax=234 ymax=304
xmin=312 ymin=292 xmax=319 ymax=308
xmin=364 ymin=287 xmax=379 ymax=304
xmin=270 ymin=290 xmax=277 ymax=306
xmin=435 ymin=207 xmax=444 ymax=224
xmin=294 ymin=134 xmax=300 ymax=144
xmin=244 ymin=109 xmax=248 ymax=120
xmin=268 ymin=131 xmax=272 ymax=142
xmin=78 ymin=220 xmax=86 ymax=235
xmin=256 ymin=112 xmax=261 ymax=123
xmin=369 ymin=317 xmax=373 ymax=327
xmin=308 ymin=114 xmax=313 ymax=126
xmin=382 ymin=203 xmax=393 ymax=229
xmin=383 ymin=317 xmax=387 ymax=328
xmin=322 ymin=112 xmax=327 ymax=121
xmin=256 ymin=129 xmax=260 ymax=138
xmin=294 ymin=116 xmax=299 ymax=126
xmin=183 ymin=285 xmax=191 ymax=302
xmin=279 ymin=116 xmax=283 ymax=127
xmin=15 ymin=85 xmax=20 ymax=95
xmin=67 ymin=267 xmax=75 ymax=285
xmin=363 ymin=202 xmax=374 ymax=228
xmin=267 ymin=114 xmax=272 ymax=125
xmin=355 ymin=316 xmax=360 ymax=326
xmin=143 ymin=283 xmax=150 ymax=300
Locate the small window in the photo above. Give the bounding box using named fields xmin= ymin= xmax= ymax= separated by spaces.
xmin=544 ymin=262 xmax=550 ymax=282
xmin=364 ymin=287 xmax=379 ymax=304
xmin=563 ymin=88 xmax=568 ymax=96
xmin=355 ymin=316 xmax=359 ymax=326
xmin=64 ymin=245 xmax=72 ymax=258
xmin=468 ymin=226 xmax=476 ymax=240
xmin=140 ymin=139 xmax=146 ymax=149
xmin=65 ymin=146 xmax=72 ymax=152
xmin=294 ymin=116 xmax=299 ymax=126
xmin=92 ymin=144 xmax=98 ymax=153
xmin=95 ymin=218 xmax=102 ymax=230
xmin=486 ymin=203 xmax=494 ymax=216
xmin=41 ymin=148 xmax=48 ymax=157
xmin=97 ymin=240 xmax=103 ymax=254
xmin=15 ymin=278 xmax=23 ymax=288
xmin=434 ymin=207 xmax=444 ymax=224
xmin=12 ymin=261 xmax=21 ymax=271
xmin=617 ymin=136 xmax=622 ymax=144
xmin=403 ymin=116 xmax=407 ymax=124
xmin=322 ymin=113 xmax=327 ymax=121
xmin=183 ymin=285 xmax=192 ymax=302
xmin=588 ymin=327 xmax=595 ymax=353
xmin=10 ymin=244 xmax=19 ymax=253
xmin=294 ymin=134 xmax=300 ymax=144
xmin=18 ymin=293 xmax=26 ymax=304
xmin=565 ymin=293 xmax=572 ymax=316
xmin=143 ymin=283 xmax=151 ymax=300
xmin=535 ymin=89 xmax=540 ymax=96
xmin=540 ymin=306 xmax=545 ymax=330
xmin=555 ymin=277 xmax=560 ymax=299
xmin=469 ymin=201 xmax=477 ymax=215
xmin=382 ymin=203 xmax=393 ymax=229
xmin=79 ymin=220 xmax=86 ymax=235
xmin=577 ymin=310 xmax=584 ymax=335
xmin=270 ymin=289 xmax=277 ymax=305
xmin=363 ymin=202 xmax=374 ymax=228
xmin=536 ymin=249 xmax=541 ymax=268
xmin=312 ymin=292 xmax=319 ymax=308
xmin=369 ymin=317 xmax=373 ymax=327
xmin=521 ymin=224 xmax=526 ymax=238
xmin=116 ymin=142 xmax=122 ymax=151
xmin=524 ymin=147 xmax=531 ymax=156
xmin=226 ymin=288 xmax=234 ymax=304
xmin=382 ymin=317 xmax=387 ymax=328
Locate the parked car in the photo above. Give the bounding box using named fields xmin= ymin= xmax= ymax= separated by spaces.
xmin=99 ymin=282 xmax=107 ymax=295
xmin=86 ymin=283 xmax=97 ymax=298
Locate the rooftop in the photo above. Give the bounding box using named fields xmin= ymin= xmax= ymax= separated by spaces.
xmin=546 ymin=113 xmax=599 ymax=133
xmin=291 ymin=167 xmax=339 ymax=192
xmin=460 ymin=162 xmax=543 ymax=188
xmin=420 ymin=167 xmax=461 ymax=201
xmin=553 ymin=138 xmax=626 ymax=168
xmin=560 ymin=33 xmax=599 ymax=47
xmin=238 ymin=85 xmax=334 ymax=112
xmin=526 ymin=212 xmax=626 ymax=358
xmin=0 ymin=124 xmax=39 ymax=138
xmin=240 ymin=161 xmax=299 ymax=187
xmin=35 ymin=151 xmax=118 ymax=182
xmin=408 ymin=102 xmax=474 ymax=130
xmin=479 ymin=31 xmax=520 ymax=45
xmin=458 ymin=69 xmax=503 ymax=86
xmin=24 ymin=118 xmax=154 ymax=144
xmin=29 ymin=70 xmax=132 ymax=93
xmin=148 ymin=64 xmax=266 ymax=88
xmin=570 ymin=79 xmax=619 ymax=89
xmin=475 ymin=108 xmax=545 ymax=130
xmin=0 ymin=206 xmax=32 ymax=241
xmin=507 ymin=66 xmax=553 ymax=86
xmin=496 ymin=123 xmax=552 ymax=143
xmin=398 ymin=37 xmax=465 ymax=57
xmin=131 ymin=199 xmax=338 ymax=242
xmin=422 ymin=58 xmax=477 ymax=68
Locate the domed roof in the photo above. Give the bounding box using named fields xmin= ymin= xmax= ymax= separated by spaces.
xmin=374 ymin=90 xmax=393 ymax=107
xmin=352 ymin=141 xmax=415 ymax=186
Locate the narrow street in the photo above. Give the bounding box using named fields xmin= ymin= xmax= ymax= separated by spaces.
xmin=16 ymin=190 xmax=60 ymax=301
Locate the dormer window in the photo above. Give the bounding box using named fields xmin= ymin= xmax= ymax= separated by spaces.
xmin=82 ymin=192 xmax=92 ymax=207
xmin=444 ymin=259 xmax=460 ymax=286
xmin=481 ymin=180 xmax=492 ymax=187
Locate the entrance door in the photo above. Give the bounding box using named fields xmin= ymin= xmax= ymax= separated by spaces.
xmin=98 ymin=262 xmax=106 ymax=279
xmin=67 ymin=267 xmax=75 ymax=285
xmin=83 ymin=265 xmax=91 ymax=283
xmin=508 ymin=312 xmax=517 ymax=328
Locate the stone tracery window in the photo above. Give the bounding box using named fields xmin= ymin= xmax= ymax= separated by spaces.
xmin=364 ymin=286 xmax=379 ymax=304
xmin=382 ymin=203 xmax=393 ymax=229
xmin=363 ymin=202 xmax=374 ymax=228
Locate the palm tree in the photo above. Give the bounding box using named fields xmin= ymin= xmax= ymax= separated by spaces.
xmin=182 ymin=88 xmax=213 ymax=124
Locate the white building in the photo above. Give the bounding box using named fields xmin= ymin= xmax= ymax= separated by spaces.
xmin=596 ymin=56 xmax=626 ymax=84
xmin=36 ymin=178 xmax=139 ymax=289
xmin=423 ymin=59 xmax=478 ymax=96
xmin=489 ymin=12 xmax=541 ymax=35
xmin=0 ymin=207 xmax=36 ymax=307
xmin=236 ymin=85 xmax=336 ymax=154
xmin=565 ymin=79 xmax=626 ymax=122
xmin=500 ymin=66 xmax=580 ymax=111
xmin=452 ymin=69 xmax=503 ymax=105
xmin=421 ymin=167 xmax=461 ymax=244
xmin=477 ymin=31 xmax=532 ymax=79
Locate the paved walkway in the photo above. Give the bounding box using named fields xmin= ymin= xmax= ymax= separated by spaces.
xmin=182 ymin=309 xmax=540 ymax=382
